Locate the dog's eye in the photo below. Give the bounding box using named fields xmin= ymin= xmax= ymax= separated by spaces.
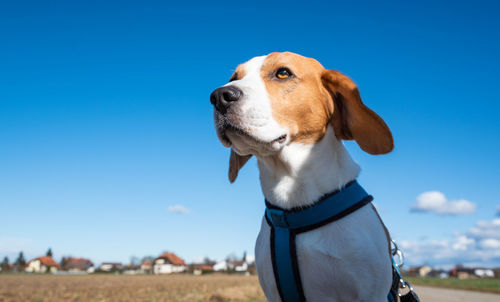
xmin=276 ymin=68 xmax=292 ymax=79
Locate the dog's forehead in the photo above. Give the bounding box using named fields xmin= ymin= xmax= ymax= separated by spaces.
xmin=236 ymin=52 xmax=324 ymax=79
xmin=263 ymin=52 xmax=324 ymax=74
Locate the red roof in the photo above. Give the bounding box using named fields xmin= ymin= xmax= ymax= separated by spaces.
xmin=142 ymin=260 xmax=152 ymax=266
xmin=192 ymin=264 xmax=213 ymax=271
xmin=156 ymin=252 xmax=186 ymax=266
xmin=28 ymin=256 xmax=60 ymax=269
xmin=65 ymin=257 xmax=93 ymax=270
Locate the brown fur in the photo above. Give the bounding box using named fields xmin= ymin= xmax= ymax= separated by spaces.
xmin=261 ymin=52 xmax=393 ymax=153
xmin=321 ymin=70 xmax=393 ymax=154
xmin=227 ymin=52 xmax=393 ymax=181
xmin=261 ymin=52 xmax=332 ymax=144
xmin=228 ymin=149 xmax=252 ymax=183
xmin=229 ymin=65 xmax=247 ymax=82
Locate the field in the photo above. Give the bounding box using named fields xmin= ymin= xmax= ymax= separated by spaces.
xmin=0 ymin=274 xmax=266 ymax=302
xmin=408 ymin=277 xmax=500 ymax=294
xmin=2 ymin=274 xmax=500 ymax=302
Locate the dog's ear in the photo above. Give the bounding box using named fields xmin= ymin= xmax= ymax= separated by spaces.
xmin=321 ymin=69 xmax=393 ymax=155
xmin=228 ymin=149 xmax=252 ymax=183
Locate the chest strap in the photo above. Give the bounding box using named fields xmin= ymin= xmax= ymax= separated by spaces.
xmin=264 ymin=180 xmax=374 ymax=302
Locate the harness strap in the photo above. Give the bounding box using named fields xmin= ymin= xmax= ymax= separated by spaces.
xmin=265 ymin=181 xmax=373 ymax=302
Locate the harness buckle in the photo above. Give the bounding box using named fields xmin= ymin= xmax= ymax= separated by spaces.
xmin=399 ymin=281 xmax=420 ymax=302
xmin=266 ymin=208 xmax=289 ymax=228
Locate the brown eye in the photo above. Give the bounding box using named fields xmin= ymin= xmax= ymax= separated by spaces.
xmin=276 ymin=68 xmax=292 ymax=79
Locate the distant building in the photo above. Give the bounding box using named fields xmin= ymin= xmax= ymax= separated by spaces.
xmin=98 ymin=262 xmax=122 ymax=273
xmin=153 ymin=252 xmax=186 ymax=274
xmin=231 ymin=260 xmax=248 ymax=272
xmin=62 ymin=257 xmax=94 ymax=273
xmin=406 ymin=265 xmax=432 ymax=277
xmin=213 ymin=260 xmax=228 ymax=271
xmin=449 ymin=265 xmax=495 ymax=279
xmin=190 ymin=264 xmax=214 ymax=275
xmin=213 ymin=260 xmax=249 ymax=273
xmin=122 ymin=264 xmax=142 ymax=275
xmin=140 ymin=260 xmax=153 ymax=274
xmin=25 ymin=256 xmax=60 ymax=273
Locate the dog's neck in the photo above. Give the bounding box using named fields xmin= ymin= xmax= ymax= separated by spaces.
xmin=257 ymin=127 xmax=360 ymax=210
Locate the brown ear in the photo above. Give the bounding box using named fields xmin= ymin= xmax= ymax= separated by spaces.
xmin=228 ymin=149 xmax=252 ymax=183
xmin=321 ymin=70 xmax=393 ymax=155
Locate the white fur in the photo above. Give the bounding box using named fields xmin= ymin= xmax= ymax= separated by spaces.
xmin=258 ymin=127 xmax=360 ymax=209
xmin=255 ymin=128 xmax=392 ymax=302
xmin=224 ymin=55 xmax=289 ymax=157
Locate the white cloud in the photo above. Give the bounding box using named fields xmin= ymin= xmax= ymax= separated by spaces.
xmin=398 ymin=218 xmax=500 ymax=267
xmin=479 ymin=239 xmax=500 ymax=249
xmin=410 ymin=191 xmax=476 ymax=215
xmin=468 ymin=218 xmax=500 ymax=240
xmin=168 ymin=205 xmax=190 ymax=214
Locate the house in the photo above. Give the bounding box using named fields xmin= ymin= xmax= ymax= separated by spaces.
xmin=62 ymin=257 xmax=94 ymax=273
xmin=25 ymin=256 xmax=60 ymax=273
xmin=405 ymin=265 xmax=432 ymax=277
xmin=153 ymin=252 xmax=186 ymax=274
xmin=473 ymin=268 xmax=495 ymax=278
xmin=122 ymin=264 xmax=142 ymax=275
xmin=213 ymin=260 xmax=229 ymax=271
xmin=98 ymin=262 xmax=122 ymax=273
xmin=449 ymin=265 xmax=494 ymax=279
xmin=190 ymin=264 xmax=214 ymax=275
xmin=213 ymin=260 xmax=249 ymax=273
xmin=230 ymin=260 xmax=248 ymax=272
xmin=427 ymin=269 xmax=449 ymax=278
xmin=140 ymin=260 xmax=153 ymax=274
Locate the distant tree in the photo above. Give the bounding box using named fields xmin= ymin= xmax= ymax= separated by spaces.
xmin=130 ymin=256 xmax=140 ymax=267
xmin=225 ymin=253 xmax=239 ymax=262
xmin=15 ymin=252 xmax=26 ymax=272
xmin=242 ymin=251 xmax=247 ymax=262
xmin=60 ymin=257 xmax=69 ymax=271
xmin=203 ymin=257 xmax=216 ymax=266
xmin=46 ymin=248 xmax=53 ymax=257
xmin=1 ymin=256 xmax=9 ymax=272
xmin=141 ymin=256 xmax=156 ymax=264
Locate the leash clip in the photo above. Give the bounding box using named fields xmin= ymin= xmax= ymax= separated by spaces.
xmin=391 ymin=240 xmax=420 ymax=302
xmin=391 ymin=240 xmax=405 ymax=269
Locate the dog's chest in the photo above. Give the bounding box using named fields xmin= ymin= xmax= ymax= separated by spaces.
xmin=255 ymin=204 xmax=392 ymax=302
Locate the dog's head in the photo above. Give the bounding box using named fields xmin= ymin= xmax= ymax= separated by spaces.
xmin=211 ymin=52 xmax=393 ymax=182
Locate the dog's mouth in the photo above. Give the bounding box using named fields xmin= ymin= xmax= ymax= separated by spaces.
xmin=218 ymin=122 xmax=287 ymax=149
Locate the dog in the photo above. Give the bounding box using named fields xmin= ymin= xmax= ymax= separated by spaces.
xmin=211 ymin=52 xmax=394 ymax=302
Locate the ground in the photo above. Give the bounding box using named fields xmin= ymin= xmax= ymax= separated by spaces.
xmin=408 ymin=277 xmax=500 ymax=294
xmin=415 ymin=285 xmax=500 ymax=302
xmin=0 ymin=274 xmax=266 ymax=302
xmin=1 ymin=274 xmax=499 ymax=302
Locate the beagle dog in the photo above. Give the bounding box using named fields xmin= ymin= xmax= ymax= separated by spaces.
xmin=211 ymin=52 xmax=394 ymax=302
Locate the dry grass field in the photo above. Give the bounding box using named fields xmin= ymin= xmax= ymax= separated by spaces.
xmin=0 ymin=274 xmax=266 ymax=302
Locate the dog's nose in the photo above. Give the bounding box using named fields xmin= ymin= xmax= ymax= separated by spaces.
xmin=210 ymin=86 xmax=243 ymax=113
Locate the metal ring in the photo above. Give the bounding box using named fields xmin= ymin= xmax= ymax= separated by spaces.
xmin=391 ymin=239 xmax=399 ymax=256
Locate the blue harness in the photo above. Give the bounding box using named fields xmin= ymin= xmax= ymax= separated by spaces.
xmin=264 ymin=181 xmax=397 ymax=302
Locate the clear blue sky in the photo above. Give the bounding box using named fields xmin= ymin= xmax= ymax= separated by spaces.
xmin=1 ymin=0 xmax=499 ymax=268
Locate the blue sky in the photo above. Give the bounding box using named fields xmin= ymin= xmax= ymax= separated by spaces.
xmin=1 ymin=0 xmax=499 ymax=268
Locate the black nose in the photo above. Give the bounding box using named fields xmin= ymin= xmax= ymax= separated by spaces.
xmin=210 ymin=86 xmax=243 ymax=113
